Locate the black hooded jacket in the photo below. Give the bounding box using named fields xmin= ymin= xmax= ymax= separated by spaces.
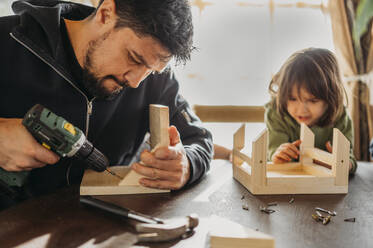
xmin=0 ymin=0 xmax=213 ymax=196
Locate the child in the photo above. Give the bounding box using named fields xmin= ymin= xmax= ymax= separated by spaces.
xmin=266 ymin=48 xmax=357 ymax=173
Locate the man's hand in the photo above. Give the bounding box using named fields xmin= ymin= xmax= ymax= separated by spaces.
xmin=132 ymin=125 xmax=190 ymax=190
xmin=0 ymin=118 xmax=60 ymax=172
xmin=272 ymin=140 xmax=301 ymax=163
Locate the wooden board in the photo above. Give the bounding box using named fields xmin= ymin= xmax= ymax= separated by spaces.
xmin=80 ymin=104 xmax=171 ymax=195
xmin=80 ymin=166 xmax=169 ymax=195
xmin=149 ymin=104 xmax=170 ymax=149
xmin=209 ymin=215 xmax=274 ymax=248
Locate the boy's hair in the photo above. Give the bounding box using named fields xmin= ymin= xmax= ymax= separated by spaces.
xmin=95 ymin=0 xmax=194 ymax=65
xmin=269 ymin=48 xmax=345 ymax=127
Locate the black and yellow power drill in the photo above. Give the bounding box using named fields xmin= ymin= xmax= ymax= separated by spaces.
xmin=23 ymin=104 xmax=109 ymax=172
xmin=0 ymin=104 xmax=121 ymax=190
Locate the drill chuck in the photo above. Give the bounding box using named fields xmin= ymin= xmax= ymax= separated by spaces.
xmin=75 ymin=139 xmax=108 ymax=172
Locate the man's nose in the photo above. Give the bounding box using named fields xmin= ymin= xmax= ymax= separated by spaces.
xmin=126 ymin=66 xmax=152 ymax=88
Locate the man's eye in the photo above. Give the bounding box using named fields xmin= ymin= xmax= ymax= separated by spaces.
xmin=309 ymin=99 xmax=319 ymax=103
xmin=128 ymin=53 xmax=141 ymax=65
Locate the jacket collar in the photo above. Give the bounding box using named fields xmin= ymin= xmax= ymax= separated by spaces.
xmin=12 ymin=0 xmax=94 ymax=59
xmin=10 ymin=0 xmax=95 ymax=98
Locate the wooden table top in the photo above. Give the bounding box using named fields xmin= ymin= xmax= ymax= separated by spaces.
xmin=0 ymin=160 xmax=372 ymax=248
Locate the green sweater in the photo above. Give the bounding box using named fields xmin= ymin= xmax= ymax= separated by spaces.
xmin=264 ymin=102 xmax=357 ymax=174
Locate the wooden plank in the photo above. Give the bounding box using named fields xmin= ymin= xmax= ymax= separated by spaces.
xmin=233 ymin=124 xmax=245 ymax=150
xmin=80 ymin=166 xmax=169 ymax=195
xmin=332 ymin=128 xmax=350 ymax=186
xmin=302 ymin=163 xmax=332 ymax=177
xmin=149 ymin=104 xmax=170 ymax=149
xmin=251 ymin=129 xmax=267 ymax=186
xmin=233 ymin=124 xmax=246 ymax=166
xmin=118 ymin=169 xmax=141 ymax=185
xmin=233 ymin=163 xmax=252 ymax=193
xmin=80 ymin=104 xmax=171 ymax=195
xmin=303 ymin=148 xmax=334 ymax=166
xmin=209 ymin=215 xmax=274 ymax=248
xmin=233 ymin=149 xmax=252 ymax=165
xmin=299 ymin=123 xmax=314 ymax=165
xmin=251 ymin=177 xmax=347 ymax=195
xmin=266 ymin=162 xmax=302 ymax=171
xmin=193 ymin=105 xmax=264 ymax=122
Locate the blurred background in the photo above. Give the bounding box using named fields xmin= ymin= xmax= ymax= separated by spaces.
xmin=0 ymin=0 xmax=332 ymax=106
xmin=5 ymin=1 xmax=371 ymax=157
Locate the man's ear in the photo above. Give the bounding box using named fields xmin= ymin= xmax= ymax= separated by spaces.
xmin=93 ymin=0 xmax=117 ymax=27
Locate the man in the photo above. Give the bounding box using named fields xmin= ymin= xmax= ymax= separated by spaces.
xmin=0 ymin=0 xmax=213 ymax=209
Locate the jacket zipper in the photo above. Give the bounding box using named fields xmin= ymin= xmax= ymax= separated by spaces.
xmin=10 ymin=32 xmax=95 ymax=184
xmin=86 ymin=100 xmax=94 ymax=137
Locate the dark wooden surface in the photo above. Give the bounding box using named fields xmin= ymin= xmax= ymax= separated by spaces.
xmin=0 ymin=161 xmax=372 ymax=248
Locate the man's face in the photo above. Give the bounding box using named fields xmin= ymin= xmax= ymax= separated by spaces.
xmin=286 ymin=86 xmax=328 ymax=126
xmin=82 ymin=27 xmax=171 ymax=99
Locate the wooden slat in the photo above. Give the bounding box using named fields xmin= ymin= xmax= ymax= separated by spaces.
xmin=209 ymin=216 xmax=274 ymax=248
xmin=233 ymin=124 xmax=246 ymax=166
xmin=266 ymin=162 xmax=302 ymax=171
xmin=251 ymin=129 xmax=267 ymax=186
xmin=253 ymin=177 xmax=347 ymax=195
xmin=300 ymin=123 xmax=314 ymax=165
xmin=233 ymin=149 xmax=252 ymax=165
xmin=149 ymin=104 xmax=170 ymax=149
xmin=233 ymin=163 xmax=252 ymax=193
xmin=303 ymin=148 xmax=334 ymax=165
xmin=80 ymin=166 xmax=169 ymax=195
xmin=302 ymin=163 xmax=333 ymax=177
xmin=332 ymin=128 xmax=350 ymax=186
xmin=193 ymin=105 xmax=264 ymax=122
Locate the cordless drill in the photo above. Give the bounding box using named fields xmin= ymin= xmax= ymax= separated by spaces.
xmin=22 ymin=104 xmax=121 ymax=178
xmin=0 ymin=104 xmax=121 ymax=197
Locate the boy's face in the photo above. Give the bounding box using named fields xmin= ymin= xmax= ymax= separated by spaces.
xmin=286 ymin=86 xmax=328 ymax=126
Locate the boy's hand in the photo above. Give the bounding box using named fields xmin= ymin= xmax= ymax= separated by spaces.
xmin=326 ymin=141 xmax=333 ymax=153
xmin=272 ymin=140 xmax=301 ymax=163
xmin=325 ymin=141 xmax=352 ymax=170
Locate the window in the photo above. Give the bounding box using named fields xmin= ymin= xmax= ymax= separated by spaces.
xmin=174 ymin=0 xmax=333 ymax=107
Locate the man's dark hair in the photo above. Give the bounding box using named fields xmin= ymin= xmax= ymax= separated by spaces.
xmin=96 ymin=0 xmax=194 ymax=65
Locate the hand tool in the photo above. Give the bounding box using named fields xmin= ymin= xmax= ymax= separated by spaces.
xmin=80 ymin=196 xmax=199 ymax=242
xmin=22 ymin=104 xmax=122 ymax=179
xmin=0 ymin=104 xmax=121 ymax=193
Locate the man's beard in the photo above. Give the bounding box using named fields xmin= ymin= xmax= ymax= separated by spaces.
xmin=82 ymin=69 xmax=128 ymax=100
xmin=81 ymin=32 xmax=129 ymax=100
